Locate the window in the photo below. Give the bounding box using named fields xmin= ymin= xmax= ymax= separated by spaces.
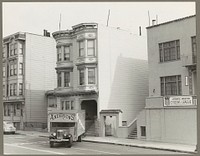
xmin=87 ymin=40 xmax=95 ymax=56
xmin=14 ymin=105 xmax=16 ymax=116
xmin=10 ymin=64 xmax=14 ymax=76
xmin=64 ymin=72 xmax=70 ymax=87
xmin=19 ymin=43 xmax=23 ymax=54
xmin=57 ymin=72 xmax=62 ymax=87
xmin=161 ymin=75 xmax=182 ymax=96
xmin=88 ymin=68 xmax=95 ymax=84
xmin=3 ymin=66 xmax=5 ymax=77
xmin=14 ymin=43 xmax=18 ymax=55
xmin=19 ymin=83 xmax=23 ymax=95
xmin=191 ymin=36 xmax=197 ymax=63
xmin=79 ymin=40 xmax=85 ymax=57
xmin=14 ymin=64 xmax=17 ymax=75
xmin=65 ymin=101 xmax=70 ymax=110
xmin=159 ymin=40 xmax=180 ymax=62
xmin=61 ymin=100 xmax=74 ymax=110
xmin=79 ymin=69 xmax=85 ymax=85
xmin=10 ymin=84 xmax=13 ymax=96
xmin=71 ymin=101 xmax=74 ymax=110
xmin=3 ymin=46 xmax=6 ymax=58
xmin=3 ymin=85 xmax=5 ymax=97
xmin=19 ymin=63 xmax=23 ymax=75
xmin=48 ymin=98 xmax=56 ymax=108
xmin=57 ymin=46 xmax=62 ymax=61
xmin=141 ymin=126 xmax=146 ymax=137
xmin=64 ymin=46 xmax=70 ymax=61
xmin=13 ymin=83 xmax=17 ymax=96
xmin=10 ymin=44 xmax=14 ymax=56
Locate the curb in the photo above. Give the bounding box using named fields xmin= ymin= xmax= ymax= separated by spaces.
xmin=82 ymin=140 xmax=196 ymax=154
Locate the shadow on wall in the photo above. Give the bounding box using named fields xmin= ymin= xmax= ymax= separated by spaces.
xmin=107 ymin=55 xmax=149 ymax=124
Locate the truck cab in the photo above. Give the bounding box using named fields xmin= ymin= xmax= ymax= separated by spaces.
xmin=48 ymin=110 xmax=85 ymax=148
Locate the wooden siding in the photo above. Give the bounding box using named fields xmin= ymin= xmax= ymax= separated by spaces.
xmin=98 ymin=25 xmax=148 ymax=124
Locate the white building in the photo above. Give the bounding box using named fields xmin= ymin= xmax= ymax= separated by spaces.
xmin=46 ymin=23 xmax=149 ymax=138
xmin=3 ymin=32 xmax=56 ymax=130
xmin=137 ymin=15 xmax=197 ymax=145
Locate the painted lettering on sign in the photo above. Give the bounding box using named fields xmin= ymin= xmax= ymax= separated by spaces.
xmin=164 ymin=96 xmax=194 ymax=106
xmin=49 ymin=113 xmax=75 ymax=121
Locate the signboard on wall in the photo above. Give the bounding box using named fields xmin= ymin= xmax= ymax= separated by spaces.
xmin=164 ymin=96 xmax=194 ymax=106
xmin=49 ymin=113 xmax=76 ymax=122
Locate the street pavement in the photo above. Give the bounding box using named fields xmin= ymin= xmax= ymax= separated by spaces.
xmin=4 ymin=132 xmax=186 ymax=155
xmin=17 ymin=130 xmax=196 ymax=154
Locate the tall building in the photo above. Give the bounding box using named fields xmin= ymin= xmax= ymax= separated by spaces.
xmin=137 ymin=15 xmax=197 ymax=145
xmin=46 ymin=23 xmax=149 ymax=138
xmin=2 ymin=32 xmax=56 ymax=130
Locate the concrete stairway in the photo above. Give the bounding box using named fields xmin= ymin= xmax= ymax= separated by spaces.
xmin=85 ymin=120 xmax=99 ymax=136
xmin=128 ymin=128 xmax=137 ymax=139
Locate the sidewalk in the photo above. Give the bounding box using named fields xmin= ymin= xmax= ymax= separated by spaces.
xmin=16 ymin=130 xmax=196 ymax=154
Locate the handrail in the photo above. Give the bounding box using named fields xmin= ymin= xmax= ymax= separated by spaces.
xmin=119 ymin=117 xmax=137 ymax=128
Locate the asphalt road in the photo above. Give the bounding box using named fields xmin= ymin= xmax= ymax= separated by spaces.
xmin=4 ymin=133 xmax=186 ymax=155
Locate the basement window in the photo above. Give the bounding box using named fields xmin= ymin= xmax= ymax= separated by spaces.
xmin=141 ymin=126 xmax=146 ymax=137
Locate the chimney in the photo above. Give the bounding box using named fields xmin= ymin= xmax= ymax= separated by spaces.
xmin=43 ymin=29 xmax=50 ymax=37
xmin=152 ymin=20 xmax=156 ymax=26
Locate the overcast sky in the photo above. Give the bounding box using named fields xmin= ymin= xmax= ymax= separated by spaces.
xmin=3 ymin=2 xmax=195 ymax=38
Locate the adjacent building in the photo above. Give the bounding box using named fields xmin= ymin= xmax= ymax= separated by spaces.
xmin=137 ymin=15 xmax=197 ymax=145
xmin=2 ymin=32 xmax=56 ymax=130
xmin=46 ymin=23 xmax=149 ymax=138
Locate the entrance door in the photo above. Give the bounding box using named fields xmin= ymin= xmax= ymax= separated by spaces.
xmin=104 ymin=116 xmax=117 ymax=137
xmin=81 ymin=100 xmax=97 ymax=121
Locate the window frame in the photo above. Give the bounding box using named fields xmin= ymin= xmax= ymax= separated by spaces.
xmin=88 ymin=67 xmax=96 ymax=84
xmin=87 ymin=40 xmax=95 ymax=56
xmin=19 ymin=63 xmax=23 ymax=75
xmin=161 ymin=75 xmax=182 ymax=96
xmin=79 ymin=69 xmax=85 ymax=85
xmin=19 ymin=83 xmax=23 ymax=95
xmin=191 ymin=36 xmax=197 ymax=63
xmin=57 ymin=72 xmax=62 ymax=87
xmin=57 ymin=46 xmax=62 ymax=62
xmin=159 ymin=40 xmax=180 ymax=62
xmin=79 ymin=40 xmax=85 ymax=57
xmin=10 ymin=84 xmax=13 ymax=96
xmin=64 ymin=72 xmax=70 ymax=87
xmin=13 ymin=83 xmax=17 ymax=96
xmin=63 ymin=46 xmax=70 ymax=61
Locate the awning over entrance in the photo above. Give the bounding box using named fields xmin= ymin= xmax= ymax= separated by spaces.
xmin=100 ymin=109 xmax=123 ymax=114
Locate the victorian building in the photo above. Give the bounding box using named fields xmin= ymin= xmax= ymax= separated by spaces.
xmin=46 ymin=23 xmax=149 ymax=137
xmin=2 ymin=32 xmax=56 ymax=130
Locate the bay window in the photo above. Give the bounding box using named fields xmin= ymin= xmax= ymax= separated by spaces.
xmin=64 ymin=46 xmax=70 ymax=61
xmin=87 ymin=40 xmax=95 ymax=56
xmin=64 ymin=72 xmax=70 ymax=87
xmin=79 ymin=69 xmax=85 ymax=85
xmin=57 ymin=72 xmax=62 ymax=87
xmin=79 ymin=40 xmax=85 ymax=57
xmin=88 ymin=68 xmax=95 ymax=84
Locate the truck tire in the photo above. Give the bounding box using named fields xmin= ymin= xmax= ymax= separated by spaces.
xmin=77 ymin=135 xmax=82 ymax=142
xmin=50 ymin=141 xmax=54 ymax=148
xmin=67 ymin=137 xmax=73 ymax=148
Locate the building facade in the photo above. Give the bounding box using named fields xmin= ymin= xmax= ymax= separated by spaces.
xmin=3 ymin=32 xmax=56 ymax=130
xmin=137 ymin=15 xmax=197 ymax=145
xmin=46 ymin=23 xmax=149 ymax=138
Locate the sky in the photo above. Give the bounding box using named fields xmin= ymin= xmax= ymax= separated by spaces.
xmin=2 ymin=2 xmax=195 ymax=38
